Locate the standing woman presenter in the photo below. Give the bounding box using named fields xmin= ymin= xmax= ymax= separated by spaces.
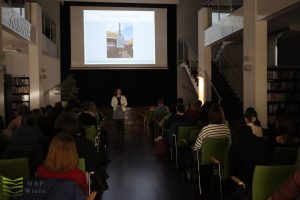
xmin=111 ymin=88 xmax=127 ymax=140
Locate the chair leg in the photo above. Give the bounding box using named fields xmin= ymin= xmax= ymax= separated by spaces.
xmin=218 ymin=162 xmax=223 ymax=200
xmin=197 ymin=150 xmax=202 ymax=196
xmin=173 ymin=135 xmax=178 ymax=169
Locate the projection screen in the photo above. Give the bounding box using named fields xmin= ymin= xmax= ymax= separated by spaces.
xmin=70 ymin=6 xmax=168 ymax=69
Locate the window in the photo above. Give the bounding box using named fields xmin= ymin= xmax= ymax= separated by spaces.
xmin=42 ymin=11 xmax=56 ymax=43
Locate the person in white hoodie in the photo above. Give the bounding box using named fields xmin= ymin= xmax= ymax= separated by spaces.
xmin=111 ymin=88 xmax=128 ymax=140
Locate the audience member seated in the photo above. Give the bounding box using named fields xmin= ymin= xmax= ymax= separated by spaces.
xmin=159 ymin=105 xmax=176 ymax=128
xmin=193 ymin=104 xmax=231 ymax=151
xmin=79 ymin=101 xmax=98 ymax=126
xmin=163 ymin=105 xmax=188 ymax=130
xmin=36 ymin=133 xmax=88 ymax=194
xmin=6 ymin=105 xmax=28 ymax=133
xmin=198 ymin=101 xmax=213 ymax=123
xmin=273 ymin=108 xmax=299 ymax=145
xmin=10 ymin=111 xmax=46 ymax=148
xmin=185 ymin=101 xmax=201 ymax=121
xmin=230 ymin=125 xmax=272 ymax=197
xmin=154 ymin=100 xmax=168 ymax=120
xmin=4 ymin=111 xmax=46 ymax=174
xmin=54 ymin=112 xmax=109 ymax=194
xmin=195 ymin=100 xmax=202 ymax=111
xmin=177 ymin=98 xmax=185 ymax=109
xmin=244 ymin=107 xmax=263 ymax=138
xmin=0 ymin=115 xmax=8 ymax=157
xmin=268 ymin=169 xmax=300 ymax=200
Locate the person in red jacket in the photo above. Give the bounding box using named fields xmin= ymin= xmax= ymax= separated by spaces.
xmin=269 ymin=169 xmax=300 ymax=200
xmin=36 ymin=133 xmax=88 ymax=194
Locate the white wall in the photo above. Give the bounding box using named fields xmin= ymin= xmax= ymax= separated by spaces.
xmin=5 ymin=52 xmax=29 ymax=76
xmin=177 ymin=66 xmax=198 ymax=104
xmin=177 ymin=0 xmax=203 ymax=52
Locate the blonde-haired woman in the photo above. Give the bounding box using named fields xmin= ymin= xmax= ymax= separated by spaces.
xmin=36 ymin=133 xmax=88 ymax=194
xmin=111 ymin=87 xmax=127 ymax=140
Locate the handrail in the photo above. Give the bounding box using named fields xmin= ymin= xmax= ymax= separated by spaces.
xmin=178 ymin=38 xmax=199 ymax=63
xmin=220 ymin=53 xmax=242 ymax=80
xmin=203 ymin=70 xmax=222 ymax=105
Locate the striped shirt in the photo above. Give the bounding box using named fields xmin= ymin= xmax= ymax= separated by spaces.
xmin=193 ymin=124 xmax=231 ymax=150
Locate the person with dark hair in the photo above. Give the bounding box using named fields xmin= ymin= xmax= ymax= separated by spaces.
xmin=159 ymin=105 xmax=177 ymax=128
xmin=79 ymin=101 xmax=97 ymax=126
xmin=198 ymin=101 xmax=213 ymax=123
xmin=163 ymin=105 xmax=188 ymax=130
xmin=195 ymin=100 xmax=202 ymax=111
xmin=244 ymin=107 xmax=263 ymax=138
xmin=177 ymin=98 xmax=184 ymax=107
xmin=185 ymin=101 xmax=201 ymax=121
xmin=274 ymin=108 xmax=299 ymax=145
xmin=111 ymin=88 xmax=127 ymax=140
xmin=230 ymin=125 xmax=272 ymax=194
xmin=5 ymin=111 xmax=46 ymax=175
xmin=154 ymin=100 xmax=168 ymax=119
xmin=7 ymin=105 xmax=28 ymax=132
xmin=193 ymin=104 xmax=231 ymax=150
xmin=10 ymin=111 xmax=45 ymax=147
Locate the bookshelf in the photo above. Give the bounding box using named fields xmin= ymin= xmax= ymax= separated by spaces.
xmin=4 ymin=75 xmax=30 ymax=124
xmin=267 ymin=67 xmax=300 ymax=125
xmin=11 ymin=77 xmax=30 ymax=116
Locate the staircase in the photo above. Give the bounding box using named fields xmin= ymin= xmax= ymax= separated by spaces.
xmin=212 ymin=64 xmax=243 ymax=120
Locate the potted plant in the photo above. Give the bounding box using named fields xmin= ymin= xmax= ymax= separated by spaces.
xmin=56 ymin=75 xmax=79 ymax=107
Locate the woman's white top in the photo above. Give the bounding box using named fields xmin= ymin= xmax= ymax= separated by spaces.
xmin=111 ymin=95 xmax=128 ymax=111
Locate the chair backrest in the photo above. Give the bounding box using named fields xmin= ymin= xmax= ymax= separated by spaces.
xmin=273 ymin=146 xmax=298 ymax=165
xmin=197 ymin=121 xmax=207 ymax=130
xmin=201 ymin=137 xmax=230 ymax=165
xmin=188 ymin=129 xmax=200 ymax=145
xmin=0 ymin=158 xmax=30 ymax=180
xmin=85 ymin=125 xmax=97 ymax=143
xmin=252 ymin=165 xmax=296 ymax=200
xmin=147 ymin=110 xmax=155 ymax=122
xmin=77 ymin=158 xmax=86 ymax=172
xmin=178 ymin=126 xmax=197 ymax=147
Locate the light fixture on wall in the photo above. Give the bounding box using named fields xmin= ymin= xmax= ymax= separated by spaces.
xmin=197 ymin=67 xmax=205 ymax=103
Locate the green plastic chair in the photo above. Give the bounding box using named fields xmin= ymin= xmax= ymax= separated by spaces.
xmin=272 ymin=146 xmax=298 ymax=165
xmin=77 ymin=158 xmax=86 ymax=172
xmin=196 ymin=137 xmax=230 ymax=195
xmin=252 ymin=165 xmax=296 ymax=200
xmin=0 ymin=158 xmax=30 ymax=200
xmin=188 ymin=129 xmax=201 ymax=145
xmin=178 ymin=126 xmax=198 ymax=147
xmin=197 ymin=121 xmax=207 ymax=130
xmin=0 ymin=158 xmax=30 ymax=180
xmin=85 ymin=125 xmax=98 ymax=143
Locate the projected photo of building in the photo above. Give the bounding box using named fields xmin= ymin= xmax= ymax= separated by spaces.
xmin=106 ymin=23 xmax=133 ymax=58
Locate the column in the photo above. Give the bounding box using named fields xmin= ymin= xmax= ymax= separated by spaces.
xmin=198 ymin=7 xmax=212 ymax=102
xmin=0 ymin=2 xmax=5 ymax=118
xmin=28 ymin=2 xmax=43 ymax=109
xmin=243 ymin=0 xmax=268 ymax=127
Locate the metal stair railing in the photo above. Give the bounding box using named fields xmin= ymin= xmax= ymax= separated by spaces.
xmin=178 ymin=38 xmax=222 ymax=105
